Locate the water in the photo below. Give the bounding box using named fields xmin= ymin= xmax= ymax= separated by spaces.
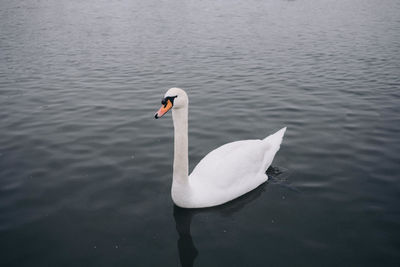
xmin=1 ymin=0 xmax=399 ymax=266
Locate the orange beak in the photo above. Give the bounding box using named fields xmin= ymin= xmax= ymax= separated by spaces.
xmin=154 ymin=99 xmax=173 ymax=119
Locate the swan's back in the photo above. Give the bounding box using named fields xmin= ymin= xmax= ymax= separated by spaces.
xmin=187 ymin=127 xmax=286 ymax=208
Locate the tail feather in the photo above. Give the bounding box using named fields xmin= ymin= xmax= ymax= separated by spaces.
xmin=260 ymin=127 xmax=287 ymax=173
xmin=263 ymin=127 xmax=286 ymax=145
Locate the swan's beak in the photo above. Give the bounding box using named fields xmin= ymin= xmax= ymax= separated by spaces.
xmin=154 ymin=99 xmax=173 ymax=119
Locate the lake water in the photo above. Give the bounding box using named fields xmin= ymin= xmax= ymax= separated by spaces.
xmin=1 ymin=0 xmax=399 ymax=266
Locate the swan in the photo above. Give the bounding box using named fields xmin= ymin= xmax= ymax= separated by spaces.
xmin=155 ymin=88 xmax=286 ymax=208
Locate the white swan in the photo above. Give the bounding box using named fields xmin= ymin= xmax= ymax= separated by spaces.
xmin=155 ymin=88 xmax=286 ymax=208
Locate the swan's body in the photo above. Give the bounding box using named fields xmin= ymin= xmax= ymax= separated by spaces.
xmin=155 ymin=88 xmax=286 ymax=208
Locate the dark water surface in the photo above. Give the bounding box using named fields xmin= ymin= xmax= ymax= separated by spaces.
xmin=1 ymin=0 xmax=400 ymax=266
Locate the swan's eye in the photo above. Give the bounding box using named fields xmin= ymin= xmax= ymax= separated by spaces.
xmin=161 ymin=96 xmax=178 ymax=107
xmin=155 ymin=96 xmax=177 ymax=119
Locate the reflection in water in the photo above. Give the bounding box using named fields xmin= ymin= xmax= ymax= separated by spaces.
xmin=173 ymin=167 xmax=293 ymax=266
xmin=173 ymin=182 xmax=268 ymax=267
xmin=173 ymin=206 xmax=198 ymax=267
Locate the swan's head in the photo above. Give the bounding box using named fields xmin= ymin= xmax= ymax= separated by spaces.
xmin=154 ymin=88 xmax=188 ymax=119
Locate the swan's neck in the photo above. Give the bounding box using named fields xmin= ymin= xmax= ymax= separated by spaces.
xmin=172 ymin=106 xmax=189 ymax=187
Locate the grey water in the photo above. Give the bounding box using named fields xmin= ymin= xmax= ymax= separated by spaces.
xmin=1 ymin=0 xmax=399 ymax=266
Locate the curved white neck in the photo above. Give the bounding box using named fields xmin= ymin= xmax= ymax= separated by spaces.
xmin=172 ymin=106 xmax=189 ymax=186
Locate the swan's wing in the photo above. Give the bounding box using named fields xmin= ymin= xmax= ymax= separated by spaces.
xmin=189 ymin=139 xmax=269 ymax=188
xmin=187 ymin=128 xmax=286 ymax=207
xmin=189 ymin=127 xmax=286 ymax=189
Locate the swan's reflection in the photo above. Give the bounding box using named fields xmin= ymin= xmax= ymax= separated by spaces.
xmin=173 ymin=182 xmax=267 ymax=267
xmin=173 ymin=206 xmax=198 ymax=267
xmin=173 ymin=166 xmax=295 ymax=267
